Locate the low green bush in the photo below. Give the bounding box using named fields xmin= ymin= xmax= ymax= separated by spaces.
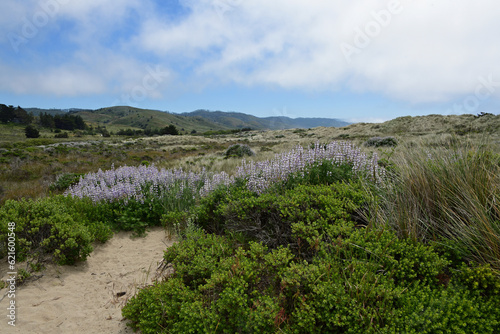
xmin=279 ymin=159 xmax=356 ymax=190
xmin=225 ymin=144 xmax=255 ymax=158
xmin=0 ymin=195 xmax=112 ymax=265
xmin=220 ymin=183 xmax=369 ymax=255
xmin=364 ymin=136 xmax=398 ymax=147
xmin=124 ymin=175 xmax=500 ymax=333
xmin=106 ymin=181 xmax=201 ymax=236
xmin=123 ymin=224 xmax=500 ymax=333
xmin=49 ymin=173 xmax=84 ymax=191
xmin=54 ymin=132 xmax=69 ymax=138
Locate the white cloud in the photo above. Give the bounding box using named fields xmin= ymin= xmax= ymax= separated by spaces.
xmin=0 ymin=63 xmax=106 ymax=96
xmin=134 ymin=0 xmax=500 ymax=104
xmin=2 ymin=0 xmax=500 ymax=107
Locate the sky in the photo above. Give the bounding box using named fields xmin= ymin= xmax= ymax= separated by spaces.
xmin=1 ymin=0 xmax=500 ymax=123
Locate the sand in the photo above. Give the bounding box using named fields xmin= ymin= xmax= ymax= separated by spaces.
xmin=0 ymin=227 xmax=175 ymax=334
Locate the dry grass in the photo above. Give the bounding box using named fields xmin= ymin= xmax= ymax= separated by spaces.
xmin=369 ymin=140 xmax=500 ymax=272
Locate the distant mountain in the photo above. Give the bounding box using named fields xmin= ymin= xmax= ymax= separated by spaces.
xmin=180 ymin=110 xmax=350 ymax=130
xmin=21 ymin=106 xmax=350 ymax=133
xmin=73 ymin=106 xmax=230 ymax=133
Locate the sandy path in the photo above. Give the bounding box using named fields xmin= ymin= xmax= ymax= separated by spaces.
xmin=0 ymin=227 xmax=175 ymax=334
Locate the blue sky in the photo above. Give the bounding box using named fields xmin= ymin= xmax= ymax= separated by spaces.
xmin=1 ymin=0 xmax=500 ymax=122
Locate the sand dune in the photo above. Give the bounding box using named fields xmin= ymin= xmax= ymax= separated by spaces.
xmin=0 ymin=227 xmax=174 ymax=334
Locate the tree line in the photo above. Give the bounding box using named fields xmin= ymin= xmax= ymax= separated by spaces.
xmin=0 ymin=104 xmax=33 ymax=124
xmin=116 ymin=124 xmax=179 ymax=136
xmin=39 ymin=112 xmax=87 ymax=131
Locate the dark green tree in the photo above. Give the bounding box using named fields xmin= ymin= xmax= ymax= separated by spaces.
xmin=0 ymin=104 xmax=17 ymax=123
xmin=40 ymin=112 xmax=55 ymax=128
xmin=25 ymin=125 xmax=40 ymax=138
xmin=161 ymin=124 xmax=179 ymax=136
xmin=14 ymin=106 xmax=33 ymax=124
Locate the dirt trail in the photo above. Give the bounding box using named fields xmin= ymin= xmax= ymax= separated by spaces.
xmin=0 ymin=227 xmax=174 ymax=334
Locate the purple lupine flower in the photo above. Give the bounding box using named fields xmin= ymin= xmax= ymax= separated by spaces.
xmin=65 ymin=141 xmax=385 ymax=203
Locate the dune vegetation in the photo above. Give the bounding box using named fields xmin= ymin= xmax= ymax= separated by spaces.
xmin=0 ymin=112 xmax=499 ymax=332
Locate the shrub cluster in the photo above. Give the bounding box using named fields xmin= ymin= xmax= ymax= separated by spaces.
xmin=364 ymin=136 xmax=398 ymax=147
xmin=49 ymin=173 xmax=85 ymax=191
xmin=224 ymin=144 xmax=255 ymax=158
xmin=122 ymin=151 xmax=500 ymax=333
xmin=62 ymin=141 xmax=383 ymax=235
xmin=0 ymin=195 xmax=112 ymax=266
xmin=123 ymin=180 xmax=500 ymax=333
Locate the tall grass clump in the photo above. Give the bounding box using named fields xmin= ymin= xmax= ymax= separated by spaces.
xmin=372 ymin=144 xmax=500 ymax=272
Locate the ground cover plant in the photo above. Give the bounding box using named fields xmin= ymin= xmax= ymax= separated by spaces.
xmin=121 ymin=144 xmax=500 ymax=333
xmin=0 ymin=195 xmax=112 ymax=267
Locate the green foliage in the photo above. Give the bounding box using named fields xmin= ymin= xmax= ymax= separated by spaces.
xmin=0 ymin=104 xmax=32 ymax=124
xmin=123 ymin=154 xmax=500 ymax=333
xmin=364 ymin=136 xmax=398 ymax=147
xmin=49 ymin=173 xmax=84 ymax=191
xmin=192 ymin=181 xmax=248 ymax=235
xmin=25 ymin=125 xmax=40 ymax=138
xmin=0 ymin=195 xmax=112 ymax=265
xmin=225 ymin=144 xmax=255 ymax=158
xmin=280 ymin=159 xmax=356 ymax=190
xmin=221 ymin=183 xmax=369 ymax=255
xmin=161 ymin=124 xmax=179 ymax=136
xmin=123 ymin=222 xmax=500 ymax=333
xmin=105 ymin=182 xmax=201 ymax=236
xmin=53 ymin=114 xmax=87 ymax=130
xmin=54 ymin=132 xmax=69 ymax=138
xmin=387 ymin=286 xmax=500 ymax=333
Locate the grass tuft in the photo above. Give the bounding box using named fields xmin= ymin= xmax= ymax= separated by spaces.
xmin=371 ymin=143 xmax=500 ymax=272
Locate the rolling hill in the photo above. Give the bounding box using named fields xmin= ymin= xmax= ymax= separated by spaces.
xmin=181 ymin=110 xmax=350 ymax=130
xmin=68 ymin=106 xmax=350 ymax=133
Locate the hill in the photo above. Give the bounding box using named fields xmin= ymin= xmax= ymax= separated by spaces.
xmin=181 ymin=110 xmax=349 ymax=130
xmin=337 ymin=113 xmax=500 ymax=138
xmin=72 ymin=106 xmax=231 ymax=134
xmin=70 ymin=107 xmax=350 ymax=133
xmin=25 ymin=108 xmax=90 ymax=116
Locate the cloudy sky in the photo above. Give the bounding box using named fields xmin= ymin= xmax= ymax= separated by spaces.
xmin=1 ymin=0 xmax=499 ymax=122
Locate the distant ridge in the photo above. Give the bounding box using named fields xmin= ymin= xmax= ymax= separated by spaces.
xmin=180 ymin=109 xmax=350 ymax=130
xmin=25 ymin=108 xmax=90 ymax=116
xmin=22 ymin=106 xmax=350 ymax=133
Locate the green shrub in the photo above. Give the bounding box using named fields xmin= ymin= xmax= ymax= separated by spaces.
xmin=279 ymin=159 xmax=356 ymax=190
xmin=24 ymin=125 xmax=40 ymax=138
xmin=191 ymin=181 xmax=249 ymax=235
xmin=49 ymin=173 xmax=84 ymax=191
xmin=54 ymin=132 xmax=69 ymax=138
xmin=364 ymin=136 xmax=398 ymax=147
xmin=123 ymin=223 xmax=500 ymax=333
xmin=107 ymin=181 xmax=201 ymax=236
xmin=387 ymin=286 xmax=500 ymax=333
xmin=220 ymin=183 xmax=369 ymax=255
xmin=225 ymin=144 xmax=255 ymax=158
xmin=0 ymin=196 xmax=112 ymax=265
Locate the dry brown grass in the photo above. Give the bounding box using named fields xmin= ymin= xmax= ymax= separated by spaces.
xmin=1 ymin=113 xmax=498 ymax=204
